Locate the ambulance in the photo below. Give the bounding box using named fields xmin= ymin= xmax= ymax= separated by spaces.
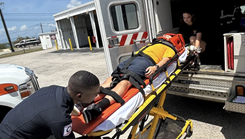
xmin=0 ymin=64 xmax=39 ymax=122
xmin=93 ymin=0 xmax=245 ymax=113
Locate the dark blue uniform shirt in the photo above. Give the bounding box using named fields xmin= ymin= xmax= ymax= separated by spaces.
xmin=0 ymin=85 xmax=75 ymax=139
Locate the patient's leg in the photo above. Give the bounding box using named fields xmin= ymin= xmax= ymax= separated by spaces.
xmin=101 ymin=76 xmax=113 ymax=88
xmin=94 ymin=76 xmax=113 ymax=101
xmin=96 ymin=80 xmax=132 ymax=110
xmin=105 ymin=80 xmax=132 ymax=104
xmin=82 ymin=80 xmax=132 ymax=123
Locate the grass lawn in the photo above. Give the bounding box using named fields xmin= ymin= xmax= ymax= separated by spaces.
xmin=0 ymin=48 xmax=43 ymax=59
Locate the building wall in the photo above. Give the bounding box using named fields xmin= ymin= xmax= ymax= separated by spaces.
xmin=59 ymin=19 xmax=76 ymax=48
xmin=40 ymin=35 xmax=53 ymax=49
xmin=53 ymin=2 xmax=102 ymax=48
xmin=74 ymin=15 xmax=89 ymax=47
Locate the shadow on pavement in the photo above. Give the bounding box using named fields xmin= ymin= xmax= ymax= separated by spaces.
xmin=50 ymin=48 xmax=104 ymax=54
xmin=162 ymin=94 xmax=245 ymax=139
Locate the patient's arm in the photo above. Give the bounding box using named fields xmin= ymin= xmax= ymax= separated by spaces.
xmin=145 ymin=57 xmax=171 ymax=78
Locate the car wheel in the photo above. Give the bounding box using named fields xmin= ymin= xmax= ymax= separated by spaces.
xmin=0 ymin=107 xmax=12 ymax=123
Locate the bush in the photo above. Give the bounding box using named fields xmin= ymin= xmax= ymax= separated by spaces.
xmin=0 ymin=43 xmax=7 ymax=49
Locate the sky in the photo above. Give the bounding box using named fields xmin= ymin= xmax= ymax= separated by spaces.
xmin=0 ymin=0 xmax=92 ymax=43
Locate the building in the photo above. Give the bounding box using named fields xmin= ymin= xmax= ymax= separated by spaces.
xmin=39 ymin=32 xmax=61 ymax=49
xmin=53 ymin=1 xmax=101 ymax=50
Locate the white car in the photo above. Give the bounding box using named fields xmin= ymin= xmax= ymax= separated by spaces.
xmin=0 ymin=64 xmax=39 ymax=122
xmin=14 ymin=38 xmax=41 ymax=48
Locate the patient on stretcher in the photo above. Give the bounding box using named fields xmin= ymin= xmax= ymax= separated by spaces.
xmin=75 ymin=34 xmax=186 ymax=124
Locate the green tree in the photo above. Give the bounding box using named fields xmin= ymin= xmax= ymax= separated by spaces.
xmin=13 ymin=37 xmax=24 ymax=44
xmin=25 ymin=36 xmax=30 ymax=39
xmin=0 ymin=43 xmax=8 ymax=49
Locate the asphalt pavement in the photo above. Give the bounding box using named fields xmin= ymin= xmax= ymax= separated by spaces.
xmin=1 ymin=47 xmax=245 ymax=139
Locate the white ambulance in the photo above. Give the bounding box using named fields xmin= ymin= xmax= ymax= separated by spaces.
xmin=0 ymin=64 xmax=39 ymax=122
xmin=94 ymin=0 xmax=245 ymax=113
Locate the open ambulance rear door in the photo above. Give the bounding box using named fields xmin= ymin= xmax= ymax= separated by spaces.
xmin=94 ymin=0 xmax=154 ymax=74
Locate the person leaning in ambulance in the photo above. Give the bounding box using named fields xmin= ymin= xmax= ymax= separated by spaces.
xmin=179 ymin=9 xmax=206 ymax=53
xmin=81 ymin=34 xmax=179 ymax=123
xmin=0 ymin=70 xmax=100 ymax=139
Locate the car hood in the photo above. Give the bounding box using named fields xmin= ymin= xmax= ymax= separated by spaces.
xmin=0 ymin=64 xmax=30 ymax=85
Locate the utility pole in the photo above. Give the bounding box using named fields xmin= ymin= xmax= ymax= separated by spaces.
xmin=40 ymin=23 xmax=43 ymax=33
xmin=0 ymin=2 xmax=14 ymax=52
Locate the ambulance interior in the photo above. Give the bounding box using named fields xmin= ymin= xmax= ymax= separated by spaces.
xmin=154 ymin=0 xmax=245 ymax=70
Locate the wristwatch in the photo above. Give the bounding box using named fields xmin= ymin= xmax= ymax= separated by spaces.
xmin=155 ymin=65 xmax=159 ymax=70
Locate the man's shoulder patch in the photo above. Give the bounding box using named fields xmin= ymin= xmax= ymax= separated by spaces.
xmin=63 ymin=123 xmax=72 ymax=136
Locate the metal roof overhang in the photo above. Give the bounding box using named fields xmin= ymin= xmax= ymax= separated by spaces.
xmin=53 ymin=1 xmax=95 ymax=21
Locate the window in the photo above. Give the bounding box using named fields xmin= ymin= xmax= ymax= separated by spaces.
xmin=110 ymin=3 xmax=139 ymax=31
xmin=241 ymin=5 xmax=245 ymax=14
xmin=118 ymin=55 xmax=131 ymax=63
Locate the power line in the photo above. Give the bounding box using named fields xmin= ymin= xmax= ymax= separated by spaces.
xmin=0 ymin=22 xmax=56 ymax=40
xmin=5 ymin=18 xmax=55 ymax=21
xmin=0 ymin=24 xmax=40 ymax=37
xmin=0 ymin=24 xmax=40 ymax=42
xmin=4 ymin=13 xmax=56 ymax=15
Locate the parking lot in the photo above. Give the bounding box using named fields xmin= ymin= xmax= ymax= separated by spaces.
xmin=1 ymin=47 xmax=245 ymax=139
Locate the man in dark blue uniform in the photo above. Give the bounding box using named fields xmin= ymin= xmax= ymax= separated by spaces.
xmin=0 ymin=70 xmax=100 ymax=139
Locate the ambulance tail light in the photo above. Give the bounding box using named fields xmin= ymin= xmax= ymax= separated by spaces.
xmin=19 ymin=81 xmax=35 ymax=98
xmin=236 ymin=85 xmax=245 ymax=96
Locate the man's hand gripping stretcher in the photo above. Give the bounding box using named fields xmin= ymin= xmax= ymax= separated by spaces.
xmin=71 ymin=33 xmax=194 ymax=138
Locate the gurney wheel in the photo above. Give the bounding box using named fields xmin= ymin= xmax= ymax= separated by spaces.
xmin=186 ymin=125 xmax=193 ymax=137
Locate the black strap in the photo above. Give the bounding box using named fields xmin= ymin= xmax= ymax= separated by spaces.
xmin=111 ymin=69 xmax=146 ymax=99
xmin=137 ymin=51 xmax=156 ymax=65
xmin=160 ymin=40 xmax=178 ymax=54
xmin=128 ymin=77 xmax=146 ymax=99
xmin=120 ymin=69 xmax=146 ymax=88
xmin=152 ymin=39 xmax=178 ymax=55
xmin=100 ymin=87 xmax=125 ymax=105
xmin=122 ymin=55 xmax=137 ymax=70
xmin=112 ymin=69 xmax=146 ymax=99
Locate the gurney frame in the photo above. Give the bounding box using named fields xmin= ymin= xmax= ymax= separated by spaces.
xmin=88 ymin=53 xmax=196 ymax=139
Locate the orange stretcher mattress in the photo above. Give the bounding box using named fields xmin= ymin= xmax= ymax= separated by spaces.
xmin=71 ymin=79 xmax=150 ymax=135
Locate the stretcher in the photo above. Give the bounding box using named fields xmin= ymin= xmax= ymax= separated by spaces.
xmin=72 ymin=47 xmax=196 ymax=139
